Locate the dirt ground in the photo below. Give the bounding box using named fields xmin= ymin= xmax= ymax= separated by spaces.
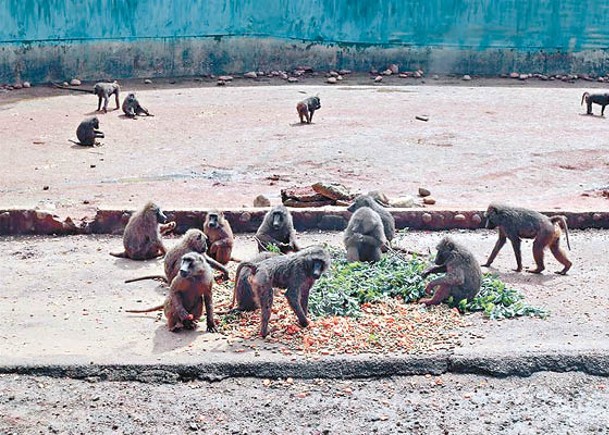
xmin=1 ymin=77 xmax=608 ymax=219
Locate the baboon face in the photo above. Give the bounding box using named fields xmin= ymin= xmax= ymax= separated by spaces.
xmin=153 ymin=205 xmax=168 ymax=224
xmin=206 ymin=212 xmax=220 ymax=228
xmin=304 ymin=247 xmax=331 ymax=278
xmin=308 ymin=96 xmax=321 ymax=110
xmin=91 ymin=117 xmax=100 ymax=129
xmin=179 ymin=253 xmax=205 ymax=278
xmin=271 ymin=211 xmax=285 ymax=229
xmin=484 ymin=204 xmax=501 ymax=228
xmin=347 ymin=195 xmax=374 ymax=213
xmin=435 ymin=237 xmax=455 ymax=265
xmin=185 ymin=229 xmax=208 ymax=253
xmin=126 ymin=92 xmax=136 ymax=101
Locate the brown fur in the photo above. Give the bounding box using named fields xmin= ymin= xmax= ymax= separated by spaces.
xmin=255 ymin=205 xmax=299 ymax=254
xmin=110 ymin=202 xmax=175 ymax=260
xmin=296 ymin=95 xmax=321 ymax=124
xmin=482 ymin=203 xmax=572 ymax=275
xmin=203 ymin=211 xmax=235 ymax=264
xmin=231 ymin=246 xmax=330 ymax=337
xmin=420 ymin=237 xmax=482 ymax=305
xmin=229 ymin=252 xmax=279 ymax=311
xmin=344 ymin=207 xmax=387 ymax=262
xmin=126 ymin=253 xmax=217 ymax=332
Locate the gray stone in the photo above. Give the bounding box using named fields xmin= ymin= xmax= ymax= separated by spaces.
xmin=70 ymin=78 xmax=82 ymax=86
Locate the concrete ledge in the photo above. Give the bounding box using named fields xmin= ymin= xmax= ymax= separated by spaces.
xmin=1 ymin=207 xmax=609 ymax=236
xmin=1 ymin=350 xmax=607 ymax=382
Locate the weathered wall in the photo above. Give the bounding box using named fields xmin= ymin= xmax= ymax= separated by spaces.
xmin=2 ymin=0 xmax=609 ymax=83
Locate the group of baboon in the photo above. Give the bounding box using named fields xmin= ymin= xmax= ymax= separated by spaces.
xmin=111 ymin=195 xmax=572 ymax=337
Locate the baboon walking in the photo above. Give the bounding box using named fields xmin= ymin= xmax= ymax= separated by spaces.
xmin=581 ymin=92 xmax=609 ymax=116
xmin=296 ymin=95 xmax=321 ymax=124
xmin=482 ymin=203 xmax=572 ymax=275
xmin=53 ymin=81 xmax=120 ymax=113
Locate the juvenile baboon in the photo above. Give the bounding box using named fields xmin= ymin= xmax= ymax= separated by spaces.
xmin=347 ymin=194 xmax=395 ymax=243
xmin=482 ymin=203 xmax=572 ymax=275
xmin=296 ymin=95 xmax=321 ymax=124
xmin=110 ymin=202 xmax=176 ymax=260
xmin=256 ymin=205 xmax=299 ymax=253
xmin=344 ymin=207 xmax=387 ymax=262
xmin=231 ymin=246 xmax=330 ymax=337
xmin=122 ymin=92 xmax=152 ymax=117
xmin=124 ymin=229 xmax=230 ymax=283
xmin=420 ymin=236 xmax=482 ymax=306
xmin=126 ymin=253 xmax=217 ymax=332
xmin=203 ymin=211 xmax=235 ymax=264
xmin=53 ymin=81 xmax=120 ymax=113
xmin=75 ymin=117 xmax=104 ymax=146
xmin=581 ymin=92 xmax=609 ymax=116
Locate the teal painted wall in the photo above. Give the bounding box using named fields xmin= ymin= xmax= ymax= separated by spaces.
xmin=3 ymin=0 xmax=609 ymax=50
xmin=2 ymin=0 xmax=609 ymax=82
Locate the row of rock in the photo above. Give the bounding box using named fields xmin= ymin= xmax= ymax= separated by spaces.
xmin=1 ymin=81 xmax=31 ymax=90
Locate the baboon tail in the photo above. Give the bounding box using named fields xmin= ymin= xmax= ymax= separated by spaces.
xmin=109 ymin=251 xmax=128 ymax=258
xmin=581 ymin=92 xmax=589 ymax=106
xmin=550 ymin=215 xmax=571 ymax=250
xmin=124 ymin=275 xmax=167 ymax=284
xmin=125 ymin=304 xmax=164 ymax=314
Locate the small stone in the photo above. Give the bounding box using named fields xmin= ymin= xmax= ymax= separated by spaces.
xmin=509 ymin=72 xmax=520 ymax=79
xmin=418 ymin=187 xmax=431 ymax=197
xmin=253 ymin=195 xmax=271 ymax=207
xmin=374 ymin=75 xmax=383 ymax=83
xmin=453 ymin=213 xmax=466 ymax=223
xmin=339 ymin=69 xmax=352 ymax=75
xmin=388 ymin=64 xmax=399 ymax=74
xmin=287 ymin=77 xmax=299 ymax=83
xmin=519 ymin=74 xmax=528 ymax=80
xmin=593 ymin=213 xmax=602 ymax=221
xmin=280 ymin=72 xmax=289 ymax=80
xmin=432 ymin=74 xmax=439 ymax=80
xmin=326 ymin=77 xmax=337 ymax=84
xmin=415 ymin=115 xmax=429 ymax=122
xmin=539 ymin=75 xmax=549 ymax=81
xmin=13 ymin=83 xmax=23 ymax=89
xmin=43 ymin=186 xmax=49 ymax=191
xmin=70 ymin=78 xmax=82 ymax=86
xmin=390 ymin=196 xmax=415 ymax=208
xmin=244 ymin=71 xmax=257 ymax=79
xmin=336 ymin=75 xmax=343 ymax=81
xmin=599 ymin=77 xmax=606 ymax=83
xmin=144 ymin=79 xmax=152 ymax=84
xmin=382 ymin=69 xmax=393 ymax=76
xmin=63 ymin=81 xmax=69 ymax=87
xmin=216 ymin=80 xmax=226 ymax=86
xmin=22 ymin=81 xmax=31 ymax=88
xmin=471 ymin=214 xmax=483 ymax=225
xmin=423 ymin=196 xmax=436 ymax=205
xmin=422 ymin=213 xmax=432 ymax=224
xmin=218 ymin=75 xmax=233 ymax=81
xmin=398 ymin=73 xmax=410 ymax=78
xmin=462 ymin=74 xmax=472 ymax=81
xmin=329 ymin=71 xmax=339 ymax=77
xmin=414 ymin=71 xmax=422 ymax=78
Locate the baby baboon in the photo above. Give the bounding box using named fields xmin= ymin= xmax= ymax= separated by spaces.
xmin=231 ymin=246 xmax=330 ymax=337
xmin=347 ymin=194 xmax=395 ymax=243
xmin=344 ymin=207 xmax=387 ymax=262
xmin=126 ymin=253 xmax=217 ymax=332
xmin=75 ymin=117 xmax=104 ymax=146
xmin=255 ymin=205 xmax=299 ymax=253
xmin=110 ymin=201 xmax=176 ymax=260
xmin=125 ymin=229 xmax=230 ymax=283
xmin=420 ymin=236 xmax=482 ymax=306
xmin=482 ymin=203 xmax=572 ymax=275
xmin=581 ymin=92 xmax=609 ymax=116
xmin=296 ymin=95 xmax=321 ymax=124
xmin=122 ymin=92 xmax=152 ymax=117
xmin=203 ymin=211 xmax=235 ymax=264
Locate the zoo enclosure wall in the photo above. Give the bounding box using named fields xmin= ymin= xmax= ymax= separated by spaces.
xmin=2 ymin=0 xmax=609 ymax=83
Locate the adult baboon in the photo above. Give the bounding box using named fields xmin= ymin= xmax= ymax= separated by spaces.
xmin=53 ymin=81 xmax=120 ymax=113
xmin=420 ymin=236 xmax=482 ymax=306
xmin=255 ymin=205 xmax=299 ymax=253
xmin=74 ymin=117 xmax=105 ymax=146
xmin=126 ymin=253 xmax=217 ymax=332
xmin=122 ymin=92 xmax=152 ymax=117
xmin=229 ymin=251 xmax=279 ymax=311
xmin=203 ymin=210 xmax=235 ymax=264
xmin=110 ymin=202 xmax=176 ymax=260
xmin=231 ymin=246 xmax=330 ymax=337
xmin=296 ymin=95 xmax=321 ymax=124
xmin=482 ymin=203 xmax=572 ymax=275
xmin=343 ymin=207 xmax=387 ymax=262
xmin=581 ymin=92 xmax=609 ymax=116
xmin=347 ymin=194 xmax=395 ymax=243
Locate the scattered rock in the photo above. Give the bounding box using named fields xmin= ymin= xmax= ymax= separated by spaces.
xmin=382 ymin=69 xmax=393 ymax=76
xmin=398 ymin=73 xmax=410 ymax=78
xmin=339 ymin=69 xmax=352 ymax=75
xmin=367 ymin=190 xmax=390 ymax=207
xmin=509 ymin=72 xmax=520 ymax=79
xmin=432 ymin=74 xmax=439 ymax=80
xmin=329 ymin=71 xmax=339 ymax=77
xmin=471 ymin=214 xmax=483 ymax=225
xmin=414 ymin=71 xmax=423 ymax=78
xmin=423 ymin=196 xmax=436 ymax=205
xmin=388 ymin=64 xmax=399 ymax=75
xmin=422 ymin=213 xmax=433 ymax=224
xmin=43 ymin=186 xmax=49 ymax=191
xmin=374 ymin=75 xmax=383 ymax=83
xmin=599 ymin=77 xmax=606 ymax=83
xmin=519 ymin=74 xmax=528 ymax=80
xmin=415 ymin=115 xmax=429 ymax=122
xmin=462 ymin=75 xmax=472 ymax=81
xmin=253 ymin=195 xmax=271 ymax=207
xmin=389 ymin=196 xmax=415 ymax=208
xmin=144 ymin=79 xmax=152 ymax=84
xmin=280 ymin=72 xmax=289 ymax=80
xmin=244 ymin=71 xmax=257 ymax=79
xmin=281 ymin=186 xmax=327 ymax=203
xmin=418 ymin=187 xmax=431 ymax=197
xmin=326 ymin=77 xmax=337 ymax=84
xmin=216 ymin=80 xmax=226 ymax=86
xmin=70 ymin=78 xmax=82 ymax=86
xmin=13 ymin=83 xmax=23 ymax=89
xmin=218 ymin=75 xmax=233 ymax=81
xmin=62 ymin=82 xmax=69 ymax=87
xmin=287 ymin=77 xmax=299 ymax=83
xmin=336 ymin=75 xmax=343 ymax=81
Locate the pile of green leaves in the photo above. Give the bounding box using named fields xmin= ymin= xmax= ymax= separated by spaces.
xmin=309 ymin=247 xmax=547 ymax=320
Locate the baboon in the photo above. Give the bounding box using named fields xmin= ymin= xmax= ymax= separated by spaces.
xmin=122 ymin=92 xmax=152 ymax=117
xmin=482 ymin=203 xmax=572 ymax=275
xmin=75 ymin=117 xmax=104 ymax=146
xmin=581 ymin=92 xmax=609 ymax=116
xmin=231 ymin=246 xmax=330 ymax=337
xmin=124 ymin=229 xmax=230 ymax=283
xmin=344 ymin=207 xmax=387 ymax=262
xmin=126 ymin=253 xmax=217 ymax=332
xmin=420 ymin=237 xmax=482 ymax=306
xmin=296 ymin=95 xmax=321 ymax=124
xmin=229 ymin=251 xmax=279 ymax=311
xmin=53 ymin=81 xmax=120 ymax=112
xmin=255 ymin=205 xmax=299 ymax=253
xmin=203 ymin=211 xmax=235 ymax=264
xmin=347 ymin=194 xmax=395 ymax=243
xmin=110 ymin=202 xmax=176 ymax=260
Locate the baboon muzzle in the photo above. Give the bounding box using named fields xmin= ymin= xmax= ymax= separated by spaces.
xmin=311 ymin=261 xmax=324 ymax=278
xmin=272 ymin=215 xmax=282 ymax=228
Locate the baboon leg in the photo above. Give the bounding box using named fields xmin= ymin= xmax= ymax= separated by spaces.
xmin=528 ymin=237 xmax=547 ymax=274
xmin=309 ymin=110 xmax=314 ymax=123
xmin=185 ymin=299 xmax=203 ymax=330
xmin=550 ymin=238 xmax=572 ymax=275
xmin=299 ymin=281 xmax=313 ymax=315
xmin=97 ymin=95 xmax=103 ymax=112
xmin=587 ymin=101 xmax=593 ymax=115
xmin=508 ymin=237 xmax=523 ymax=272
xmin=420 ymin=282 xmax=452 ymax=306
xmin=602 ymin=104 xmax=607 ymax=117
xmin=482 ymin=233 xmax=507 ymax=267
xmin=346 ymin=245 xmax=360 ymax=262
xmin=203 ymin=293 xmax=217 ymax=332
xmin=258 ymin=285 xmax=273 ymax=338
xmin=114 ymin=92 xmax=120 ymax=110
xmin=285 ymin=287 xmax=309 ymax=328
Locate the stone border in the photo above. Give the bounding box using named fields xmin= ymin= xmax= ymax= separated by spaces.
xmin=1 ymin=207 xmax=609 ymax=236
xmin=0 ymin=350 xmax=607 ymax=382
